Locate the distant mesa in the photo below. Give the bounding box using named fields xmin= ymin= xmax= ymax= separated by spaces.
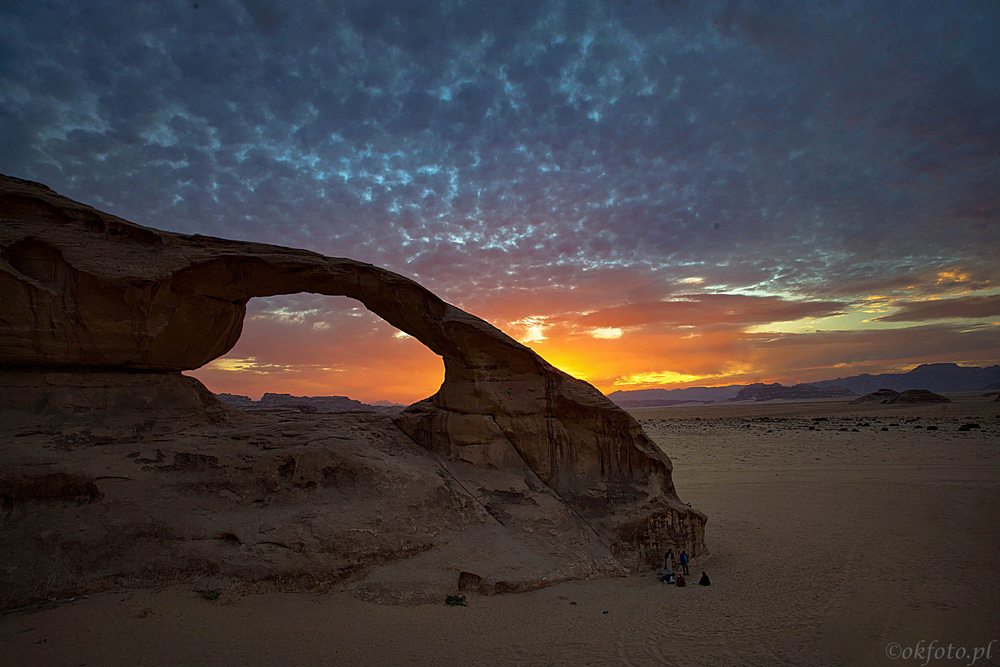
xmin=850 ymin=388 xmax=951 ymax=405
xmin=0 ymin=175 xmax=704 ymax=606
xmin=215 ymin=393 xmax=255 ymax=407
xmin=216 ymin=392 xmax=398 ymax=414
xmin=730 ymin=383 xmax=855 ymax=402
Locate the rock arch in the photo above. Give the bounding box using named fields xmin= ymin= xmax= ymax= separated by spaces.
xmin=0 ymin=174 xmax=705 ymax=569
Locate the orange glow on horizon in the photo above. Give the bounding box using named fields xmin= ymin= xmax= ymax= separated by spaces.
xmin=188 ymin=285 xmax=1000 ymax=405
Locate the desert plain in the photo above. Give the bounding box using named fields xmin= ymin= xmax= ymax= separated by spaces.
xmin=3 ymin=391 xmax=997 ymax=667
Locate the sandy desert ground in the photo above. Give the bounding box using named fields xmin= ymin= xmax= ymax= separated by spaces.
xmin=2 ymin=392 xmax=998 ymax=666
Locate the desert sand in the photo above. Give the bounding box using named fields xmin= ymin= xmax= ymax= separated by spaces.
xmin=3 ymin=393 xmax=997 ymax=666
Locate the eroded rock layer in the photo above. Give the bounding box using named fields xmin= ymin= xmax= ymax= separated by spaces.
xmin=0 ymin=175 xmax=705 ymax=604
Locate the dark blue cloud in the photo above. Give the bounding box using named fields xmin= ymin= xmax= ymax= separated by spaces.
xmin=1 ymin=0 xmax=998 ymax=307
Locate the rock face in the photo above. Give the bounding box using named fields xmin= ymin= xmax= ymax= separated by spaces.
xmin=1 ymin=406 xmax=629 ymax=606
xmin=732 ymin=383 xmax=855 ymax=401
xmin=0 ymin=175 xmax=705 ymax=604
xmin=850 ymin=388 xmax=951 ymax=404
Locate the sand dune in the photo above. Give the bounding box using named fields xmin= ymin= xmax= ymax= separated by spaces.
xmin=3 ymin=393 xmax=997 ymax=666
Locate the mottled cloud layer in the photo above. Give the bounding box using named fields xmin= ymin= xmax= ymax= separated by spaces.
xmin=2 ymin=0 xmax=997 ymax=400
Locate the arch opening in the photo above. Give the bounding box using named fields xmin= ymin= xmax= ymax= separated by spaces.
xmin=189 ymin=293 xmax=445 ymax=406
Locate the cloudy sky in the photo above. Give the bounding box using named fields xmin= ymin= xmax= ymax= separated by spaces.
xmin=2 ymin=0 xmax=998 ymax=402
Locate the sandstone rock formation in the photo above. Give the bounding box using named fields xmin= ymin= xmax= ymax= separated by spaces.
xmin=850 ymin=388 xmax=951 ymax=404
xmin=0 ymin=175 xmax=705 ymax=605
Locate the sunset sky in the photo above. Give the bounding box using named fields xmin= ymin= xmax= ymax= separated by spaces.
xmin=2 ymin=1 xmax=998 ymax=403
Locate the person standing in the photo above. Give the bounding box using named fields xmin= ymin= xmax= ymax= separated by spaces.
xmin=664 ymin=549 xmax=674 ymax=574
xmin=679 ymin=550 xmax=690 ymax=575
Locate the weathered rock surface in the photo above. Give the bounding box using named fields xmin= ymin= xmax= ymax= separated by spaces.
xmin=1 ymin=408 xmax=625 ymax=606
xmin=0 ymin=175 xmax=705 ymax=605
xmin=850 ymin=388 xmax=951 ymax=405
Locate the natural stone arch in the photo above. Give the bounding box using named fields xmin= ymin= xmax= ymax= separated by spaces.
xmin=0 ymin=174 xmax=705 ymax=569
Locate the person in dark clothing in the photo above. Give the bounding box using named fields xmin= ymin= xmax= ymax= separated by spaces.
xmin=699 ymin=571 xmax=711 ymax=586
xmin=675 ymin=573 xmax=686 ymax=587
xmin=679 ymin=550 xmax=690 ymax=575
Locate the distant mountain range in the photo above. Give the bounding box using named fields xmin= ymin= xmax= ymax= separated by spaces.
xmin=216 ymin=364 xmax=999 ymax=411
xmin=731 ymin=383 xmax=855 ymax=401
xmin=808 ymin=363 xmax=1000 ymax=395
xmin=606 ymin=363 xmax=1000 ymax=406
xmin=607 ymin=385 xmax=746 ymax=406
